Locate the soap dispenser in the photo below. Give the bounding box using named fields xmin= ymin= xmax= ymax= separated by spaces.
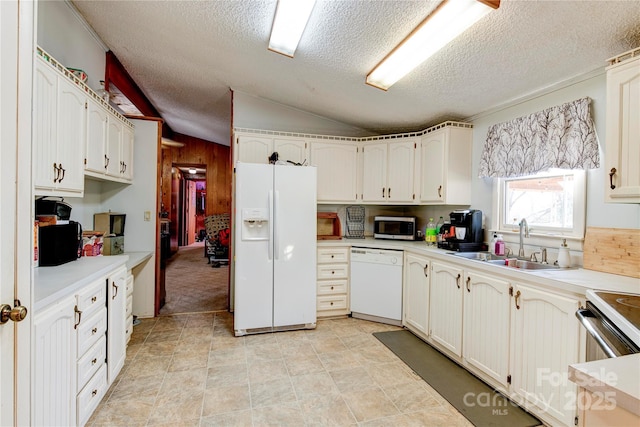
xmin=557 ymin=239 xmax=571 ymax=268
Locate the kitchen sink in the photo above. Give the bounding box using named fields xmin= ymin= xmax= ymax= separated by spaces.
xmin=450 ymin=252 xmax=505 ymax=261
xmin=449 ymin=252 xmax=565 ymax=270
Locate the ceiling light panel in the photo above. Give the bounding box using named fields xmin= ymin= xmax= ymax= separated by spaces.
xmin=268 ymin=0 xmax=316 ymax=57
xmin=367 ymin=0 xmax=499 ymax=90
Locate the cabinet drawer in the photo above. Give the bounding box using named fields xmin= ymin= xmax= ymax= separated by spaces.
xmin=317 ymin=247 xmax=349 ymax=264
xmin=126 ymin=294 xmax=133 ymax=318
xmin=77 ymin=336 xmax=106 ymax=391
xmin=317 ymin=279 xmax=348 ymax=295
xmin=317 ymin=295 xmax=348 ymax=311
xmin=125 ymin=315 xmax=133 ymax=343
xmin=76 ymin=278 xmax=106 ymax=317
xmin=77 ymin=307 xmax=106 ymax=357
xmin=126 ymin=274 xmax=134 ymax=296
xmin=77 ymin=364 xmax=107 ymax=427
xmin=317 ymin=264 xmax=348 ymax=280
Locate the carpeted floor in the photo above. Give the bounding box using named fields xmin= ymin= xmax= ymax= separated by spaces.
xmin=374 ymin=330 xmax=541 ymax=427
xmin=159 ymin=242 xmax=229 ymax=315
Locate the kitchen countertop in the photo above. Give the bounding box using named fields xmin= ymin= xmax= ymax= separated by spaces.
xmin=318 ymin=238 xmax=640 ymax=296
xmin=34 ymin=251 xmax=153 ymax=311
xmin=568 ymin=354 xmax=640 ymax=416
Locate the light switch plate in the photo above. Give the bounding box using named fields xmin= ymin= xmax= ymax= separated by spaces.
xmin=144 ymin=211 xmax=151 ymax=221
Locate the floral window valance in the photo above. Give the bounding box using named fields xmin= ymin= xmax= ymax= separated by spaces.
xmin=478 ymin=97 xmax=600 ymax=178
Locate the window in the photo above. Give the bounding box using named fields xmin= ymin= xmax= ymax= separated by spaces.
xmin=497 ymin=169 xmax=586 ymax=239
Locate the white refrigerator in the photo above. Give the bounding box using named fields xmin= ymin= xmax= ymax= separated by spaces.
xmin=233 ymin=162 xmax=317 ymax=336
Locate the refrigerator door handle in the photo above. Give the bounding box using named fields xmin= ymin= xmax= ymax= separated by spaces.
xmin=274 ymin=190 xmax=280 ymax=260
xmin=268 ymin=190 xmax=274 ymax=260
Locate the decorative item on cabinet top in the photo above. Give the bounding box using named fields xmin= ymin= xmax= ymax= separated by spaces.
xmin=317 ymin=213 xmax=342 ymax=240
xmin=36 ymin=46 xmax=133 ymax=128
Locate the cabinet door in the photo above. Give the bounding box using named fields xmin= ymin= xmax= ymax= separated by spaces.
xmin=236 ymin=135 xmax=272 ymax=164
xmin=85 ymin=98 xmax=108 ymax=174
xmin=120 ymin=124 xmax=134 ymax=180
xmin=463 ymin=270 xmax=510 ymax=387
xmin=418 ymin=130 xmax=445 ymax=203
xmin=33 ymin=295 xmax=77 ymax=426
xmin=106 ymin=118 xmax=122 ymax=177
xmin=33 ymin=59 xmax=58 ymax=191
xmin=107 ymin=267 xmax=127 ymax=384
xmin=362 ymin=142 xmax=388 ymax=202
xmin=387 ymin=140 xmax=416 ymax=202
xmin=510 ymin=283 xmax=582 ymax=427
xmin=310 ymin=142 xmax=358 ymax=202
xmin=403 ymin=253 xmax=430 ymax=338
xmin=274 ymin=138 xmax=308 ymax=164
xmin=605 ymin=57 xmax=640 ymax=203
xmin=429 ymin=261 xmax=463 ymax=357
xmin=55 ymin=77 xmax=86 ymax=193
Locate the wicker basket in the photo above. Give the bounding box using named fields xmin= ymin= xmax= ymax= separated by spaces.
xmin=345 ymin=206 xmax=365 ymax=238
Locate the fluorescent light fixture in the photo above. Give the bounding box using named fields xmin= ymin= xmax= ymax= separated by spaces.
xmin=366 ymin=0 xmax=500 ymax=90
xmin=268 ymin=0 xmax=316 ymax=57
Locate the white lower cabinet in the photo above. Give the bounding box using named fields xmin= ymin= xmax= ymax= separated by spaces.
xmin=34 ymin=264 xmax=128 ymax=426
xmin=429 ymin=261 xmax=464 ymax=358
xmin=107 ymin=266 xmax=127 ymax=383
xmin=402 ymin=252 xmax=430 ymax=340
xmin=510 ymin=282 xmax=583 ymax=427
xmin=316 ymin=246 xmax=350 ymax=317
xmin=33 ymin=294 xmax=77 ymax=426
xmin=125 ymin=272 xmax=134 ymax=343
xmin=462 ymin=270 xmax=511 ymax=388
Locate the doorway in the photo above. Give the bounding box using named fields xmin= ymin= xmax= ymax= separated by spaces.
xmin=160 ymin=165 xmax=229 ymax=315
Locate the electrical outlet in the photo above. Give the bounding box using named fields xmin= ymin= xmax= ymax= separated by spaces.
xmin=144 ymin=211 xmax=151 ymax=221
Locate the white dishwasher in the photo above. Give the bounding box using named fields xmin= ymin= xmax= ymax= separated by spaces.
xmin=350 ymin=247 xmax=403 ymax=326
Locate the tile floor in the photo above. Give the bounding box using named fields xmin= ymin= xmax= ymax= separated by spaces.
xmin=88 ymin=312 xmax=473 ymax=426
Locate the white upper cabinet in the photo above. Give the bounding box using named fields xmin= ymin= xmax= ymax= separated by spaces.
xmin=605 ymin=49 xmax=640 ymax=203
xmin=362 ymin=140 xmax=416 ymax=203
xmin=417 ymin=125 xmax=472 ymax=204
xmin=235 ymin=134 xmax=308 ymax=165
xmin=33 ymin=56 xmax=85 ymax=196
xmin=310 ymin=141 xmax=358 ymax=203
xmin=85 ymin=96 xmax=134 ymax=183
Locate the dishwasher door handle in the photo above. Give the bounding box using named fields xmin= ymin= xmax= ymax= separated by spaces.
xmin=576 ymin=308 xmax=617 ymax=358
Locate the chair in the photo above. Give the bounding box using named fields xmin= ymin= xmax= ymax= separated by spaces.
xmin=204 ymin=213 xmax=230 ymax=267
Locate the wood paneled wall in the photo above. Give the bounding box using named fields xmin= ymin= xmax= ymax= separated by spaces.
xmin=161 ymin=133 xmax=231 ymax=218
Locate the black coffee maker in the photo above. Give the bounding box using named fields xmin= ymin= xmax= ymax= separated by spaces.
xmin=443 ymin=209 xmax=483 ymax=252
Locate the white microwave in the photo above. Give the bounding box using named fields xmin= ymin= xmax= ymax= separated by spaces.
xmin=374 ymin=216 xmax=417 ymax=240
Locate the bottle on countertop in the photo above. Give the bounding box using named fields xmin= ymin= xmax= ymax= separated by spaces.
xmin=494 ymin=234 xmax=505 ymax=256
xmin=426 ymin=218 xmax=437 ymax=246
xmin=557 ymin=239 xmax=571 ymax=267
xmin=490 ymin=233 xmax=498 ymax=255
xmin=435 ymin=216 xmax=444 ymax=234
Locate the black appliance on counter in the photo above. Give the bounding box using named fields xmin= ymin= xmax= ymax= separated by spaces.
xmin=38 ymin=221 xmax=82 ymax=266
xmin=438 ymin=209 xmax=484 ymax=252
xmin=35 ymin=196 xmax=72 ymax=220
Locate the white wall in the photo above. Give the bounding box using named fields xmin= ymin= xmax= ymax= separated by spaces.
xmin=37 ymin=0 xmax=106 ymax=91
xmin=233 ymin=91 xmax=376 ymax=137
xmin=469 ymin=73 xmax=639 ymax=231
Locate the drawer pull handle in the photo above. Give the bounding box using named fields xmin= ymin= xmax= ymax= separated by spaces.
xmin=91 ymin=358 xmax=97 ymax=365
xmin=74 ymin=305 xmax=82 ymax=329
xmin=455 ymin=274 xmax=461 ymax=289
xmin=92 ymin=389 xmax=98 ymax=397
xmin=92 ymin=327 xmax=98 ymax=334
xmin=91 ymin=296 xmax=97 ymax=303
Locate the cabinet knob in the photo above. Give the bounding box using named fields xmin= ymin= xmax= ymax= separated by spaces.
xmin=0 ymin=301 xmax=27 ymax=324
xmin=330 ymin=302 xmax=334 ymax=306
xmin=92 ymin=389 xmax=98 ymax=397
xmin=91 ymin=358 xmax=97 ymax=365
xmin=92 ymin=327 xmax=97 ymax=334
xmin=330 ymin=286 xmax=334 ymax=290
xmin=331 ymin=271 xmax=335 ymax=275
xmin=91 ymin=296 xmax=97 ymax=303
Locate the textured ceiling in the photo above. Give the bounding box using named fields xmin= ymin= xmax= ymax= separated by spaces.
xmin=71 ymin=0 xmax=640 ymax=146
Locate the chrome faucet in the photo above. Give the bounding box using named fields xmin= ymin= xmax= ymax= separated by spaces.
xmin=540 ymin=248 xmax=548 ymax=264
xmin=518 ymin=218 xmax=529 ymax=258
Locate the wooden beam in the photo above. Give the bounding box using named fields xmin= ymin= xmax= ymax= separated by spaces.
xmin=105 ymin=51 xmax=173 ymax=136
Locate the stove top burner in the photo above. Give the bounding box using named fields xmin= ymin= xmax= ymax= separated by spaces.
xmin=594 ymin=291 xmax=640 ymax=330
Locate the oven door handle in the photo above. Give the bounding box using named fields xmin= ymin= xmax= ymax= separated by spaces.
xmin=576 ymin=308 xmax=618 ymax=358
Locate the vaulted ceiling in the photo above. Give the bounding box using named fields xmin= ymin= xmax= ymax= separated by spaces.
xmin=72 ymin=0 xmax=640 ymax=146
